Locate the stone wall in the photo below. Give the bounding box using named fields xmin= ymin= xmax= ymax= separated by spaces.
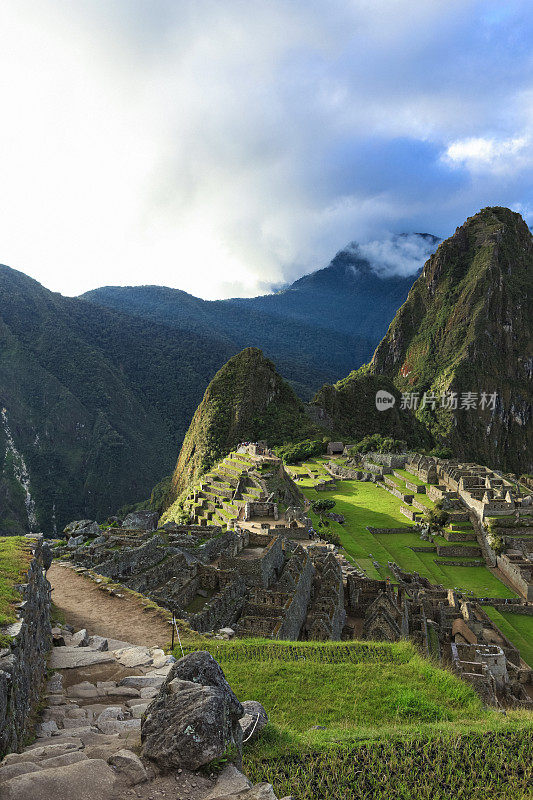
xmin=366 ymin=527 xmax=415 ymax=535
xmin=188 ymin=575 xmax=247 ymax=632
xmin=219 ymin=536 xmax=285 ymax=588
xmin=497 ymin=554 xmax=533 ymax=601
xmin=365 ymin=453 xmax=407 ymax=468
xmin=444 ymin=531 xmax=477 ymax=542
xmin=436 ymin=545 xmax=482 ymax=558
xmin=0 ymin=538 xmax=51 ymax=758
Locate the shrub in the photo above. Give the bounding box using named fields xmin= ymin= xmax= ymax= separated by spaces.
xmin=274 ymin=439 xmax=325 ymax=464
xmin=349 ymin=433 xmax=406 ymax=455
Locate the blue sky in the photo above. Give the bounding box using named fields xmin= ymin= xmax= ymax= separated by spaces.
xmin=0 ymin=1 xmax=531 ymax=298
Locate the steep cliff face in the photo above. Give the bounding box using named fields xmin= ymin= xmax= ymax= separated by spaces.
xmin=370 ymin=207 xmax=533 ymax=472
xmin=167 ymin=348 xmax=321 ymax=502
xmin=312 ymin=370 xmax=430 ymax=446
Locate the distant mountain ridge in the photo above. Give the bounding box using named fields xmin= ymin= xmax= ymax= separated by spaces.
xmin=0 ymin=233 xmax=439 ymax=534
xmin=82 ymin=233 xmax=439 ymax=398
xmin=0 ymin=265 xmax=234 ymax=534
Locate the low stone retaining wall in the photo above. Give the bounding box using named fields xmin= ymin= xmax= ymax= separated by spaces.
xmin=490 ymin=604 xmax=533 ymax=616
xmin=436 ymin=545 xmax=482 ymax=558
xmin=400 ymin=506 xmax=421 ymax=521
xmin=444 ymin=530 xmax=477 ymax=542
xmin=435 ymin=559 xmax=485 ymax=567
xmin=405 ymin=481 xmax=426 ymax=493
xmin=0 ymin=538 xmax=52 ymax=758
xmin=366 ymin=527 xmax=415 ymax=535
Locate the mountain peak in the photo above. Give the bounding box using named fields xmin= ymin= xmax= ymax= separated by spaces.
xmin=166 ymin=347 xmax=320 ymax=502
xmin=370 ymin=206 xmax=533 ymax=472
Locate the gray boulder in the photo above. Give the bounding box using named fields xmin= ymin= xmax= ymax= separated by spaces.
xmin=107 ymin=749 xmax=147 ymax=786
xmin=88 ymin=635 xmax=108 ymax=651
xmin=0 ymin=758 xmax=118 ymax=800
xmin=239 ymin=701 xmax=268 ymax=741
xmin=70 ymin=629 xmax=89 ymax=647
xmin=67 ymin=535 xmax=85 ymax=549
xmin=122 ymin=511 xmax=159 ymax=531
xmin=141 ymin=651 xmax=243 ymax=771
xmin=63 ymin=520 xmax=100 ymax=538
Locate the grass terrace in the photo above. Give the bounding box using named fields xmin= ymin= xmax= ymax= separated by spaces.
xmin=176 ymin=637 xmax=533 ymax=800
xmin=293 ymin=463 xmax=514 ymax=595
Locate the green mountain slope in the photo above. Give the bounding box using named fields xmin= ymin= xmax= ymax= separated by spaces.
xmin=167 ymin=347 xmax=321 ymax=502
xmin=0 ymin=265 xmax=234 ymax=533
xmin=312 ymin=369 xmax=431 ymax=446
xmin=369 ymin=207 xmax=532 ymax=471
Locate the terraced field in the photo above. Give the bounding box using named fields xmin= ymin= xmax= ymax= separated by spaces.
xmin=177 ymin=638 xmax=533 ymax=800
xmin=292 ymin=461 xmax=514 ymax=596
xmin=484 ymin=607 xmax=533 ymax=668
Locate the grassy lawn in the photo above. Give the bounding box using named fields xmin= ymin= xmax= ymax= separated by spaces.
xmin=177 ymin=638 xmax=533 ymax=800
xmin=0 ymin=536 xmax=32 ymax=630
xmin=484 ymin=607 xmax=533 ymax=668
xmin=294 ymin=464 xmax=516 ymax=597
xmin=394 ymin=468 xmax=428 ymax=486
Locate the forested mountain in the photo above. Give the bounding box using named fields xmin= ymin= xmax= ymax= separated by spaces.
xmin=0 ymin=265 xmax=234 ymax=534
xmin=167 ymin=348 xmax=321 ymax=502
xmin=0 ymin=235 xmax=437 ymax=535
xmin=82 ymin=235 xmax=438 ymax=398
xmin=320 ymin=208 xmax=533 ymax=474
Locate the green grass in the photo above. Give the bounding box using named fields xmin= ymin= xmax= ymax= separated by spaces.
xmin=294 ymin=465 xmax=516 ymax=596
xmin=484 ymin=607 xmax=533 ymax=668
xmin=394 ymin=468 xmax=427 ymax=486
xmin=0 ymin=536 xmax=32 ymax=632
xmin=176 ymin=638 xmax=533 ymax=800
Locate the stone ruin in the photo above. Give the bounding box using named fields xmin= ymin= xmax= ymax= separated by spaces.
xmin=56 ymin=445 xmax=533 ymax=707
xmin=344 ymin=568 xmax=532 ymax=708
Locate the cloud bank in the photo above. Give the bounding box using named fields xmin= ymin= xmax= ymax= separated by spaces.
xmin=0 ymin=1 xmax=531 ymax=298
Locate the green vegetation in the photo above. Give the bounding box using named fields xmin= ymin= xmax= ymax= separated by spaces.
xmin=484 ymin=607 xmax=533 ymax=668
xmin=369 ymin=207 xmax=533 ymax=474
xmin=274 ymin=438 xmax=325 ymax=464
xmin=166 ymin=348 xmax=322 ymax=503
xmin=0 ymin=536 xmax=32 ymax=635
xmin=0 ymin=263 xmax=237 ymax=534
xmin=175 ymin=638 xmax=533 ymax=800
xmin=313 ymin=372 xmax=431 ymax=448
xmin=349 ymin=433 xmax=406 ymax=454
xmin=293 ymin=461 xmax=515 ymax=595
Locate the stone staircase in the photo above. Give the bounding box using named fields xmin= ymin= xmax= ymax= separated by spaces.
xmin=0 ymin=625 xmax=284 ymax=800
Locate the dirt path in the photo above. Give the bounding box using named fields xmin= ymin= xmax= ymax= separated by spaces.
xmin=48 ymin=563 xmax=172 ymax=648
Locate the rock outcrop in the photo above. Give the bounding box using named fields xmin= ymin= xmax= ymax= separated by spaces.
xmin=121 ymin=511 xmax=159 ymax=531
xmin=142 ymin=651 xmax=244 ymax=771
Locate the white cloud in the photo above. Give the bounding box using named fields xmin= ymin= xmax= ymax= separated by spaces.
xmin=356 ymin=234 xmax=439 ymax=278
xmin=444 ymin=136 xmax=531 ymax=173
xmin=0 ymin=1 xmax=531 ymax=299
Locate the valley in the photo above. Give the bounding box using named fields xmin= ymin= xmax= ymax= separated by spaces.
xmin=0 ymin=206 xmax=532 ymax=800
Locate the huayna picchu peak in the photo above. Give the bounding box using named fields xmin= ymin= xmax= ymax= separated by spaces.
xmin=369 ymin=206 xmax=533 ymax=473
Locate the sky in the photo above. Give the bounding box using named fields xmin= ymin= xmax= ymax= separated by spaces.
xmin=0 ymin=1 xmax=532 ymax=299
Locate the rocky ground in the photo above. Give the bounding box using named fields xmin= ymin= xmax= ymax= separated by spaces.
xmin=0 ymin=620 xmax=287 ymax=799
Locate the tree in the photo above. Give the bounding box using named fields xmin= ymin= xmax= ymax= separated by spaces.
xmin=421 ymin=505 xmax=449 ymax=535
xmin=312 ymin=499 xmax=336 ymax=516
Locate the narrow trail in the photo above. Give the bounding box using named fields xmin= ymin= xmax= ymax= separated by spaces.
xmin=48 ymin=563 xmax=172 ymax=648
